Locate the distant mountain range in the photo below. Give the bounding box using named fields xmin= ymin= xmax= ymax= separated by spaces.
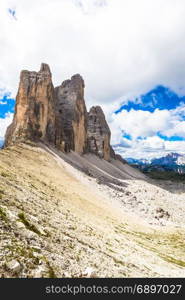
xmin=126 ymin=153 xmax=185 ymax=174
xmin=126 ymin=158 xmax=152 ymax=165
xmin=151 ymin=153 xmax=185 ymax=167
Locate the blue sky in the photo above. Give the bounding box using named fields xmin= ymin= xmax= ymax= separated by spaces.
xmin=0 ymin=94 xmax=15 ymax=145
xmin=115 ymin=86 xmax=185 ymax=114
xmin=1 ymin=0 xmax=185 ymax=158
xmin=0 ymin=95 xmax=15 ymax=118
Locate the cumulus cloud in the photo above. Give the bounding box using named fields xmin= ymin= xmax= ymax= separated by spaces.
xmin=1 ymin=0 xmax=185 ymax=106
xmin=110 ymin=103 xmax=185 ymax=139
xmin=0 ymin=88 xmax=11 ymax=99
xmin=113 ymin=136 xmax=185 ymax=159
xmin=0 ymin=101 xmax=7 ymax=105
xmin=110 ymin=103 xmax=185 ymax=158
xmin=110 ymin=109 xmax=171 ymax=140
xmin=0 ymin=113 xmax=14 ymax=141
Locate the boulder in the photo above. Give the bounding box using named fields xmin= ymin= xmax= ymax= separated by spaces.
xmin=5 ymin=260 xmax=21 ymax=274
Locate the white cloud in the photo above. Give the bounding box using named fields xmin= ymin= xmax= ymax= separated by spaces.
xmin=113 ymin=136 xmax=185 ymax=160
xmin=0 ymin=88 xmax=11 ymax=99
xmin=73 ymin=0 xmax=107 ymax=14
xmin=164 ymin=122 xmax=185 ymax=138
xmin=1 ymin=0 xmax=185 ymax=157
xmin=110 ymin=109 xmax=172 ymax=140
xmin=1 ymin=0 xmax=185 ymax=106
xmin=0 ymin=113 xmax=14 ymax=141
xmin=0 ymin=101 xmax=7 ymax=105
xmin=110 ymin=104 xmax=185 ymax=158
xmin=110 ymin=103 xmax=185 ymax=141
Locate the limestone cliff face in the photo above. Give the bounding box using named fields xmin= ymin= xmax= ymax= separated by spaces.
xmin=5 ymin=64 xmax=56 ymax=146
xmin=87 ymin=106 xmax=115 ymax=161
xmin=5 ymin=63 xmax=121 ymax=163
xmin=55 ymin=74 xmax=87 ymax=154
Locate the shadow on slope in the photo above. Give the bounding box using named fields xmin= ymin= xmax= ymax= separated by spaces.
xmin=42 ymin=143 xmax=146 ymax=193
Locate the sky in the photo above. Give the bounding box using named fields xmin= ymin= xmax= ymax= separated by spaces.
xmin=1 ymin=0 xmax=185 ymax=158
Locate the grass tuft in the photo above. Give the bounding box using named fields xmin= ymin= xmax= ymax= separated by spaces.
xmin=0 ymin=207 xmax=7 ymax=221
xmin=18 ymin=212 xmax=41 ymax=235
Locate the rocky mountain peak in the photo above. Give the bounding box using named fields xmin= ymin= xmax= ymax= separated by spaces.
xmin=39 ymin=63 xmax=51 ymax=74
xmin=55 ymin=74 xmax=87 ymax=154
xmin=71 ymin=74 xmax=85 ymax=88
xmin=20 ymin=63 xmax=52 ymax=88
xmin=61 ymin=74 xmax=84 ymax=90
xmin=87 ymin=106 xmax=115 ymax=161
xmin=5 ymin=63 xmax=56 ymax=147
xmin=5 ymin=64 xmax=119 ymax=163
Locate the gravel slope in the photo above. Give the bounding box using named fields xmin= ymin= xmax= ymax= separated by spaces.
xmin=0 ymin=143 xmax=185 ymax=277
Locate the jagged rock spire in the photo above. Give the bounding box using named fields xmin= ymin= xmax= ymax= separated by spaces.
xmin=5 ymin=64 xmax=117 ymax=162
xmin=39 ymin=63 xmax=51 ymax=74
xmin=5 ymin=63 xmax=56 ymax=146
xmin=87 ymin=106 xmax=115 ymax=161
xmin=55 ymin=74 xmax=87 ymax=154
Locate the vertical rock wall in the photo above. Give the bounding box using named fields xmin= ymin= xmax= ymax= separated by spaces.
xmin=87 ymin=106 xmax=115 ymax=161
xmin=5 ymin=64 xmax=56 ymax=146
xmin=55 ymin=74 xmax=87 ymax=154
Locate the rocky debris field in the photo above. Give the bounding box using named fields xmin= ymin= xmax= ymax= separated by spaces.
xmin=0 ymin=143 xmax=185 ymax=277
